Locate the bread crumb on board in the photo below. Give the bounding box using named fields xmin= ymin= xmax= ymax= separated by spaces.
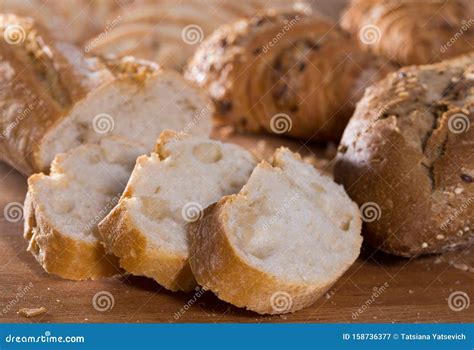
xmin=17 ymin=306 xmax=47 ymax=318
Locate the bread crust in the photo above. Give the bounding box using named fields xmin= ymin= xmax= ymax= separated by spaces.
xmin=98 ymin=202 xmax=196 ymax=292
xmin=0 ymin=14 xmax=170 ymax=176
xmin=24 ymin=175 xmax=120 ymax=280
xmin=334 ymin=53 xmax=474 ymax=257
xmin=185 ymin=10 xmax=393 ymax=141
xmin=341 ymin=0 xmax=474 ymax=65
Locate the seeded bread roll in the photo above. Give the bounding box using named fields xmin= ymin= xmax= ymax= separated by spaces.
xmin=98 ymin=131 xmax=257 ymax=292
xmin=85 ymin=0 xmax=309 ymax=71
xmin=189 ymin=148 xmax=362 ymax=314
xmin=0 ymin=14 xmax=213 ymax=176
xmin=334 ymin=53 xmax=474 ymax=257
xmin=185 ymin=10 xmax=393 ymax=141
xmin=341 ymin=0 xmax=474 ymax=65
xmin=24 ymin=137 xmax=145 ymax=280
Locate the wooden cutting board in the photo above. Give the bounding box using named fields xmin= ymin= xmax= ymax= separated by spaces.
xmin=0 ymin=131 xmax=473 ymax=323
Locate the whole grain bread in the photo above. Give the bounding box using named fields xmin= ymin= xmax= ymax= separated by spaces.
xmin=0 ymin=14 xmax=213 ymax=176
xmin=189 ymin=148 xmax=362 ymax=314
xmin=334 ymin=53 xmax=474 ymax=257
xmin=98 ymin=131 xmax=257 ymax=291
xmin=341 ymin=0 xmax=474 ymax=65
xmin=185 ymin=9 xmax=393 ymax=141
xmin=24 ymin=137 xmax=145 ymax=280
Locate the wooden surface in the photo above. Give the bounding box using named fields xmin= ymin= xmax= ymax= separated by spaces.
xmin=0 ymin=132 xmax=473 ymax=324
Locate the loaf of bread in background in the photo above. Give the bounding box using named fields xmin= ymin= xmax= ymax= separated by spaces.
xmin=85 ymin=0 xmax=309 ymax=71
xmin=0 ymin=0 xmax=119 ymax=43
xmin=0 ymin=14 xmax=213 ymax=175
xmin=24 ymin=137 xmax=145 ymax=280
xmin=189 ymin=147 xmax=362 ymax=314
xmin=99 ymin=131 xmax=257 ymax=292
xmin=341 ymin=0 xmax=474 ymax=65
xmin=334 ymin=53 xmax=474 ymax=257
xmin=185 ymin=10 xmax=394 ymax=141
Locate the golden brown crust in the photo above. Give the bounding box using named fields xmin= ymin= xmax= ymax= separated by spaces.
xmin=341 ymin=0 xmax=474 ymax=65
xmin=0 ymin=15 xmax=166 ymax=175
xmin=0 ymin=14 xmax=112 ymax=174
xmin=185 ymin=10 xmax=394 ymax=141
xmin=98 ymin=202 xmax=196 ymax=292
xmin=24 ymin=175 xmax=120 ymax=280
xmin=188 ymin=200 xmax=343 ymax=315
xmin=334 ymin=53 xmax=474 ymax=257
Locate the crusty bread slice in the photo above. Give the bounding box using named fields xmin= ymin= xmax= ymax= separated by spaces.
xmin=188 ymin=148 xmax=363 ymax=314
xmin=0 ymin=14 xmax=213 ymax=175
xmin=24 ymin=137 xmax=146 ymax=280
xmin=98 ymin=131 xmax=257 ymax=291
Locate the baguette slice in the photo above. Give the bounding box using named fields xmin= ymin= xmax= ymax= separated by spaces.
xmin=99 ymin=131 xmax=257 ymax=291
xmin=0 ymin=14 xmax=213 ymax=175
xmin=24 ymin=137 xmax=146 ymax=280
xmin=189 ymin=148 xmax=363 ymax=314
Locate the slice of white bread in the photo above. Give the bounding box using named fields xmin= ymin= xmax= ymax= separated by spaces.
xmin=188 ymin=148 xmax=363 ymax=314
xmin=0 ymin=14 xmax=213 ymax=175
xmin=24 ymin=137 xmax=146 ymax=280
xmin=98 ymin=131 xmax=257 ymax=291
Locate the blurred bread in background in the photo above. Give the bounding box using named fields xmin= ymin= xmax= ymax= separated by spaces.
xmin=341 ymin=0 xmax=474 ymax=65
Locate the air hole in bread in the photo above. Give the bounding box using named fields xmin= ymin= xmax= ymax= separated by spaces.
xmin=192 ymin=143 xmax=223 ymax=163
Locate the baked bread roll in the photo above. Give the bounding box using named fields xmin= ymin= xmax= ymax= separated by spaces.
xmin=86 ymin=0 xmax=308 ymax=71
xmin=185 ymin=10 xmax=393 ymax=141
xmin=334 ymin=53 xmax=474 ymax=257
xmin=341 ymin=0 xmax=474 ymax=65
xmin=189 ymin=148 xmax=362 ymax=314
xmin=98 ymin=131 xmax=257 ymax=292
xmin=0 ymin=14 xmax=213 ymax=175
xmin=24 ymin=137 xmax=145 ymax=280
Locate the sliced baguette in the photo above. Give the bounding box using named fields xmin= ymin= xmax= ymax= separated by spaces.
xmin=99 ymin=131 xmax=257 ymax=291
xmin=24 ymin=137 xmax=146 ymax=280
xmin=188 ymin=148 xmax=362 ymax=314
xmin=0 ymin=14 xmax=213 ymax=175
